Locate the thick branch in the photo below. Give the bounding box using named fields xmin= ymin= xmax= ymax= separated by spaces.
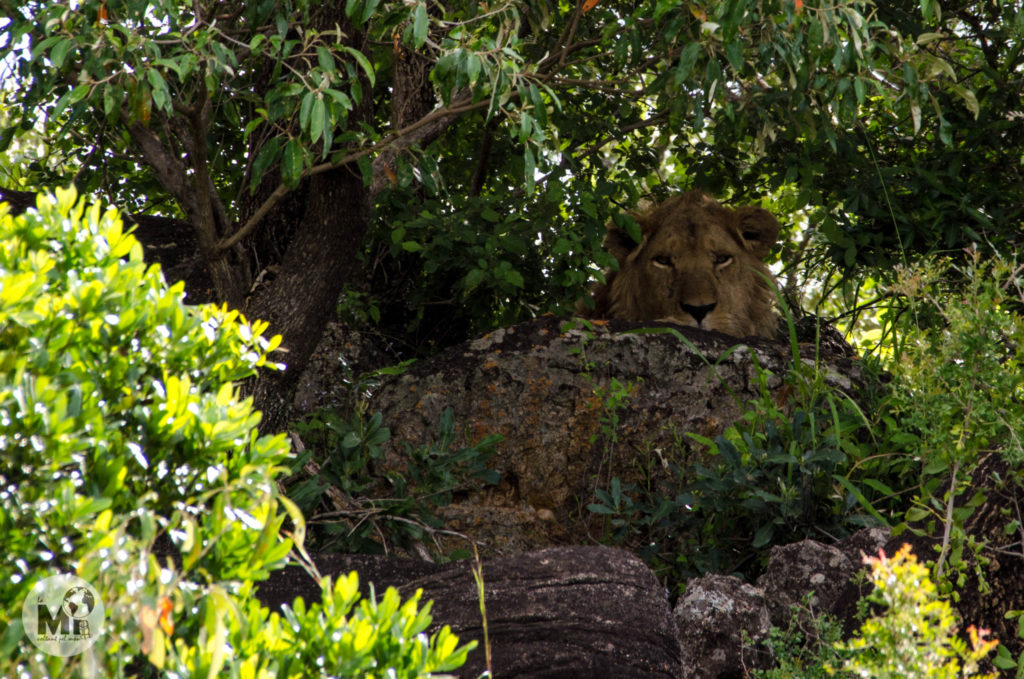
xmin=125 ymin=119 xmax=199 ymax=219
xmin=216 ymin=93 xmax=483 ymax=254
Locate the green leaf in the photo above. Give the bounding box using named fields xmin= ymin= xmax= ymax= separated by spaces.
xmin=317 ymin=46 xmax=334 ymax=74
xmin=463 ymin=268 xmax=485 ymax=292
xmin=147 ymin=69 xmax=169 ymax=112
xmin=0 ymin=125 xmax=16 ymax=153
xmin=325 ymin=88 xmax=353 ymax=111
xmin=343 ymin=46 xmax=375 ymax=88
xmin=904 ymin=506 xmax=930 ymax=522
xmin=30 ymin=35 xmax=61 ymax=60
xmin=835 ymin=475 xmax=890 ymax=527
xmin=358 ymin=0 xmax=382 ymax=25
xmin=299 ymin=91 xmax=314 ymax=132
xmin=50 ymin=37 xmax=73 ymax=69
xmin=752 ymin=523 xmax=775 ymax=548
xmin=675 ymin=43 xmax=701 ymax=84
xmin=412 ymin=3 xmax=429 ymax=48
xmin=523 ymin=145 xmax=536 ymax=194
xmin=68 ymin=83 xmax=91 ymax=106
xmin=724 ymin=41 xmax=744 ymax=73
xmin=465 ymin=52 xmax=482 ymax=87
xmin=920 ymin=0 xmax=934 ymax=21
xmin=952 ymin=85 xmax=979 ymax=118
xmin=310 ymin=95 xmax=326 ymax=143
xmin=250 ymin=137 xmax=281 ymax=190
xmin=281 ymin=138 xmax=304 ymax=188
xmin=504 ymin=268 xmax=524 ymax=288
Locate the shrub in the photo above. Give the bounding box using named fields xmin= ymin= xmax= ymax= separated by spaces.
xmin=755 ymin=545 xmax=999 ymax=679
xmin=586 ymin=340 xmax=887 ymax=581
xmin=0 ymin=189 xmax=473 ymax=677
xmin=835 ymin=544 xmax=998 ymax=679
xmin=884 ymin=252 xmax=1024 ymax=580
xmin=287 ymin=404 xmax=501 ymax=556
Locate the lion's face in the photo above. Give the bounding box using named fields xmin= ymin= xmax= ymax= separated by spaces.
xmin=590 ymin=191 xmax=781 ymax=338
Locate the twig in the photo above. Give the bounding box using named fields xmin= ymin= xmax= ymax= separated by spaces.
xmin=935 ymin=459 xmax=959 ymax=580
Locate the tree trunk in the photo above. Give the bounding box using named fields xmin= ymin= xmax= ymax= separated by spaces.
xmin=247 ymin=166 xmax=370 ymax=432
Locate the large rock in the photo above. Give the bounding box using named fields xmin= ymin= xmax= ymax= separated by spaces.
xmin=674 ymin=573 xmax=772 ymax=679
xmin=758 ymin=539 xmax=859 ymax=627
xmin=255 ymin=532 xmax=880 ymax=679
xmin=258 ymin=546 xmax=682 ymax=678
xmin=365 ymin=316 xmax=864 ymax=552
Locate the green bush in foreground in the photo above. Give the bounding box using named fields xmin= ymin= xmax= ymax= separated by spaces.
xmin=834 ymin=544 xmax=998 ymax=679
xmin=0 ymin=189 xmax=473 ymax=677
xmin=758 ymin=545 xmax=999 ymax=679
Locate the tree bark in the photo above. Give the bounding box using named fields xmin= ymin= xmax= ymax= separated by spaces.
xmin=257 ymin=546 xmax=683 ymax=679
xmin=246 ymin=165 xmax=371 ymax=432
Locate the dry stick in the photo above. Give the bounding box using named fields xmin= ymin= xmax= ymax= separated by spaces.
xmin=935 ymin=459 xmax=959 ymax=581
xmin=471 ymin=546 xmax=493 ymax=677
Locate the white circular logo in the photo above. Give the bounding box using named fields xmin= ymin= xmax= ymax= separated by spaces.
xmin=22 ymin=574 xmax=105 ymax=656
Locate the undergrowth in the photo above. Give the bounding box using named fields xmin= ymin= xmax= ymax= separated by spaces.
xmin=285 ymin=403 xmax=502 ymax=557
xmin=586 ymin=319 xmax=908 ymax=583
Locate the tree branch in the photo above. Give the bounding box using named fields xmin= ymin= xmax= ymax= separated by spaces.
xmin=125 ymin=118 xmax=198 ymax=220
xmin=215 ymin=93 xmax=486 ymax=253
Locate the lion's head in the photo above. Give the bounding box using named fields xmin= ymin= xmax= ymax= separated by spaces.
xmin=587 ymin=190 xmax=781 ymax=338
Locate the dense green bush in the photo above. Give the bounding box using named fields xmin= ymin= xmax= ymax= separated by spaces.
xmin=835 ymin=544 xmax=998 ymax=679
xmin=0 ymin=189 xmax=473 ymax=677
xmin=881 ymin=254 xmax=1024 ymax=580
xmin=755 ymin=545 xmax=999 ymax=679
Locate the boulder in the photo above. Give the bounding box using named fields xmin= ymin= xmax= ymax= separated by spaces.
xmin=757 ymin=539 xmax=858 ymax=627
xmin=258 ymin=545 xmax=682 ymax=678
xmin=362 ymin=316 xmax=864 ymax=553
xmin=673 ymin=573 xmax=772 ymax=678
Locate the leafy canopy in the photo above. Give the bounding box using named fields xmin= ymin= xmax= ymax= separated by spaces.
xmin=2 ymin=0 xmax=1014 ymax=343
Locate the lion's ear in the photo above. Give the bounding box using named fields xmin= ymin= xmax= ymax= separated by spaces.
xmin=734 ymin=207 xmax=780 ymax=259
xmin=603 ymin=213 xmax=645 ymax=264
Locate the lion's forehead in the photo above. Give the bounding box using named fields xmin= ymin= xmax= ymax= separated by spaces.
xmin=646 ymin=216 xmax=743 ymax=255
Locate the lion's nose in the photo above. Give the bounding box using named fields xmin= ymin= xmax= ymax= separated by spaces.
xmin=680 ymin=302 xmax=716 ymax=325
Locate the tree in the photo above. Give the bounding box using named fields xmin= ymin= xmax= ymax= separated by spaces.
xmin=0 ymin=0 xmax=1014 ymax=428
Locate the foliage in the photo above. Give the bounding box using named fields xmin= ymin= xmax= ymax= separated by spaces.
xmin=880 ymin=252 xmax=1024 ymax=580
xmin=0 ymin=189 xmax=472 ymax=677
xmin=288 ymin=405 xmax=502 ymax=555
xmin=3 ymin=0 xmax=1015 ymax=352
xmin=752 ymin=597 xmax=846 ymax=679
xmin=753 ymin=546 xmax=999 ymax=679
xmin=586 ymin=333 xmax=900 ymax=581
xmin=245 ymin=572 xmax=474 ymax=679
xmin=834 ymin=543 xmax=998 ymax=679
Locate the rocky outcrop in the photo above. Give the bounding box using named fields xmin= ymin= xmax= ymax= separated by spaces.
xmin=282 ymin=318 xmax=1023 ymax=675
xmin=360 ymin=316 xmax=864 ymax=553
xmin=255 ymin=530 xmax=905 ymax=678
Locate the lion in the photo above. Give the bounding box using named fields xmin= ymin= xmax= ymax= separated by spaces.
xmin=585 ymin=190 xmax=781 ymax=338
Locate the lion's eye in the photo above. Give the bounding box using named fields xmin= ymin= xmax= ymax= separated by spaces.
xmin=713 ymin=254 xmax=733 ymax=267
xmin=652 ymin=255 xmax=673 ymax=267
